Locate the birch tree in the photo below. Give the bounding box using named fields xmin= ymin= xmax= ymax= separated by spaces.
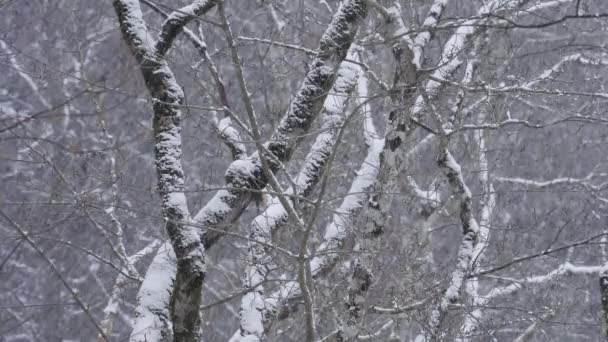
xmin=2 ymin=0 xmax=608 ymax=341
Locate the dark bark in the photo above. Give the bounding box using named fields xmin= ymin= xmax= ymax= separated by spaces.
xmin=112 ymin=1 xmax=217 ymax=340
xmin=601 ymin=273 xmax=608 ymax=340
xmin=155 ymin=0 xmax=218 ymax=58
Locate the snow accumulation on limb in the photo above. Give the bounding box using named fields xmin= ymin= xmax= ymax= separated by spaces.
xmin=320 ymin=71 xmax=384 ymax=341
xmin=494 ymin=173 xmax=607 ymax=192
xmin=215 ymin=115 xmax=247 ymax=160
xmin=458 ymin=260 xmax=608 ymax=337
xmin=370 ymin=298 xmax=429 ymax=315
xmin=193 ymin=0 xmax=368 ymax=249
xmin=130 ymin=242 xmax=175 ymax=342
xmin=295 ymin=51 xmax=364 ymax=197
xmin=143 ymin=0 xmax=246 ymax=159
xmin=364 ymin=0 xmax=447 ymax=237
xmin=155 ymin=0 xmax=217 ymax=57
xmin=229 ymin=47 xmax=364 ymax=342
xmin=261 ymin=71 xmax=384 ymax=327
xmin=113 ymin=0 xmax=157 ymax=59
xmin=412 ymin=0 xmax=449 ymax=68
xmin=428 ymin=146 xmax=480 ymax=339
xmin=309 ymin=69 xmax=384 ymax=277
xmin=458 ymin=122 xmax=495 ymax=341
xmin=412 ymin=0 xmax=529 ymax=117
xmin=99 ymin=238 xmax=161 ymax=341
xmin=113 ymin=1 xmax=218 ymax=341
xmin=524 ymin=53 xmax=608 ymax=88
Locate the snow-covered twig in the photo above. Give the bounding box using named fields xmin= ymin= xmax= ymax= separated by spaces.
xmin=494 ymin=173 xmax=608 ymax=192
xmin=370 ymin=298 xmax=429 ymax=314
xmin=473 ymin=231 xmax=608 ymax=278
xmin=238 ymin=36 xmax=316 ymax=55
xmin=100 ymin=240 xmax=160 ymax=342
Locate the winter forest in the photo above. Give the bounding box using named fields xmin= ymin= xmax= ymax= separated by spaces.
xmin=2 ymin=0 xmax=608 ymax=341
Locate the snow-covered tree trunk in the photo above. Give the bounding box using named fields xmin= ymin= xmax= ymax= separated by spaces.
xmin=115 ymin=0 xmax=368 ymax=340
xmin=336 ymin=259 xmax=373 ymax=341
xmin=428 ymin=144 xmax=480 ymax=341
xmin=112 ymin=1 xmax=217 ymax=340
xmin=365 ymin=0 xmax=447 ymax=236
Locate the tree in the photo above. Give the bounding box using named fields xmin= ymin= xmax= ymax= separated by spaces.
xmin=1 ymin=0 xmax=608 ymax=341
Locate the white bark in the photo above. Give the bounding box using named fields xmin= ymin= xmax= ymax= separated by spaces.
xmin=230 ymin=48 xmax=364 ymax=342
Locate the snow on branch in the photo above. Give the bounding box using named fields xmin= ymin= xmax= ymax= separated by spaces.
xmin=472 ymin=231 xmax=608 ymax=278
xmin=370 ymin=298 xmax=429 ymax=315
xmin=129 ymin=242 xmax=175 ymax=342
xmin=113 ymin=1 xmax=214 ymax=340
xmin=460 ymin=260 xmax=607 ymax=337
xmin=309 ymin=71 xmax=384 ymax=277
xmin=494 ymin=173 xmax=608 ymax=192
xmin=412 ymin=0 xmax=449 ymax=68
xmin=362 ymin=0 xmax=450 ymax=239
xmin=214 ymin=115 xmax=247 ymax=160
xmin=413 ymin=0 xmax=530 ymax=117
xmin=428 ymin=146 xmax=480 ymax=339
xmin=193 ymin=0 xmax=368 ymax=248
xmin=261 ymin=71 xmax=384 ymax=327
xmin=230 ymin=47 xmax=364 ymax=342
xmin=519 ymin=0 xmax=571 ymax=14
xmin=143 ymin=0 xmax=245 ymax=160
xmin=296 ymin=53 xmax=363 ymax=196
xmin=155 ymin=0 xmax=217 ymax=57
xmin=459 ymin=116 xmax=495 ymax=341
xmin=237 ymin=36 xmax=317 ymax=56
xmin=112 ymin=0 xmax=157 ymax=58
xmin=524 ymin=53 xmax=608 ymax=88
xmin=424 ymin=51 xmax=608 ymax=112
xmin=99 ymin=239 xmax=161 ymax=340
xmin=454 ymin=114 xmax=608 ymax=133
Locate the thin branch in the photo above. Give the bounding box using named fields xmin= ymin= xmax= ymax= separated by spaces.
xmin=0 ymin=209 xmax=110 ymax=342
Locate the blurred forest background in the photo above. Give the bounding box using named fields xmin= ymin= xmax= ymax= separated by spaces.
xmin=1 ymin=0 xmax=608 ymax=341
